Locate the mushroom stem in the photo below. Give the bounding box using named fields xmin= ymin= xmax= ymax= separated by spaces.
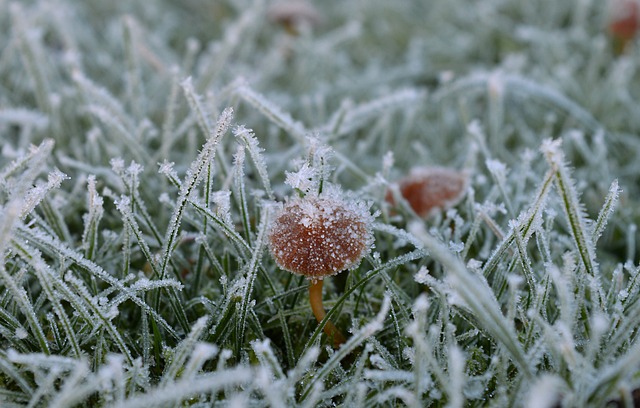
xmin=309 ymin=279 xmax=346 ymax=347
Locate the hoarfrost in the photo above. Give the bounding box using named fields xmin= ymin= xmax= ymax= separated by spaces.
xmin=285 ymin=163 xmax=315 ymax=192
xmin=14 ymin=327 xmax=28 ymax=340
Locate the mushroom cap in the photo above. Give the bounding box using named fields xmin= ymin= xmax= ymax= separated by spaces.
xmin=267 ymin=1 xmax=322 ymax=30
xmin=608 ymin=0 xmax=640 ymax=40
xmin=387 ymin=166 xmax=468 ymax=218
xmin=268 ymin=195 xmax=374 ymax=279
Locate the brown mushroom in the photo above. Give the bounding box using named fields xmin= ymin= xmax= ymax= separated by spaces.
xmin=268 ymin=194 xmax=374 ymax=347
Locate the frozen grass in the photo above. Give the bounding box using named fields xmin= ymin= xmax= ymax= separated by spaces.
xmin=1 ymin=0 xmax=640 ymax=406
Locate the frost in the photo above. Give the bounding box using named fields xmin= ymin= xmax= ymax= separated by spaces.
xmin=211 ymin=190 xmax=232 ymax=225
xmin=157 ymin=160 xmax=177 ymax=178
xmin=110 ymin=158 xmax=125 ymax=174
xmin=15 ymin=327 xmax=28 ymax=340
xmin=19 ymin=168 xmax=69 ymax=218
xmin=0 ymin=108 xmax=49 ymax=129
xmin=1 ymin=1 xmax=638 ymax=406
xmin=449 ymin=241 xmax=464 ymax=253
xmin=526 ymin=375 xmax=565 ymax=408
xmin=234 ymin=125 xmax=273 ymax=199
xmin=285 ymin=163 xmax=315 ymax=193
xmin=486 ymin=159 xmax=507 ymax=180
xmin=414 ymin=266 xmax=430 ymax=284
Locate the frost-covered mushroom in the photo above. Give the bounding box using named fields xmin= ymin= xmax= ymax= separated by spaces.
xmin=268 ymin=193 xmax=374 ymax=347
xmin=267 ymin=0 xmax=322 ymax=34
xmin=608 ymin=0 xmax=639 ymax=54
xmin=386 ymin=166 xmax=468 ymax=218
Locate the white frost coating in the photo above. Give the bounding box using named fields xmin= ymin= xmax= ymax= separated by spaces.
xmin=447 ymin=346 xmax=465 ymax=408
xmin=0 ymin=108 xmax=49 ymax=129
xmin=161 ymin=315 xmax=211 ymax=386
xmin=592 ymin=179 xmax=621 ymax=243
xmin=110 ymin=158 xmax=125 ymax=174
xmin=234 ymin=125 xmax=273 ymax=199
xmin=157 ymin=160 xmax=177 ymax=179
xmin=114 ymin=368 xmax=254 ymax=408
xmin=485 ymin=159 xmax=507 ymax=181
xmin=99 ymin=354 xmax=124 ymax=382
xmin=86 ymin=175 xmax=103 ymax=211
xmin=382 ymin=151 xmax=394 ymax=173
xmin=19 ymin=168 xmax=69 ymax=218
xmin=71 ymin=70 xmax=135 ymax=132
xmin=466 ymin=119 xmax=484 ymax=139
xmin=114 ymin=195 xmax=132 ymax=215
xmin=540 ymin=138 xmax=564 ymax=167
xmin=251 ymin=338 xmax=272 ymax=354
xmin=466 ymin=259 xmax=483 ymax=273
xmin=126 ymin=161 xmax=143 ymax=177
xmin=414 ymin=266 xmax=430 ymax=284
xmin=448 ymin=241 xmax=464 ymax=253
xmin=192 ymin=342 xmax=218 ymax=361
xmin=285 ymin=163 xmax=315 ymax=193
xmin=413 ymin=293 xmax=430 ymax=314
xmin=15 ymin=327 xmax=28 ymax=339
xmin=525 ymin=375 xmax=564 ymax=408
xmin=211 ymin=190 xmax=232 ymax=225
xmin=158 ymin=107 xmax=233 ymax=280
xmin=543 ymin=138 xmax=600 ymax=286
xmin=507 ymin=274 xmax=524 ymax=288
xmin=7 ymin=349 xmax=80 ymax=370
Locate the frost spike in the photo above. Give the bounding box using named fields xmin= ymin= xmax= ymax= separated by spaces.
xmin=158 ymin=107 xmax=233 ymax=280
xmin=234 ymin=125 xmax=274 ymax=200
xmin=237 ymin=205 xmax=271 ymax=349
xmin=592 ymin=179 xmax=620 ymax=244
xmin=542 ymin=139 xmax=601 ymax=293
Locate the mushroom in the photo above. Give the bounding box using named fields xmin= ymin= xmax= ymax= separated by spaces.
xmin=267 ymin=0 xmax=322 ymax=35
xmin=608 ymin=0 xmax=639 ymax=54
xmin=268 ymin=193 xmax=374 ymax=347
xmin=386 ymin=166 xmax=468 ymax=219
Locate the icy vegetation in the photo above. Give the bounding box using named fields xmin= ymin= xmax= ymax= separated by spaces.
xmin=1 ymin=0 xmax=640 ymax=406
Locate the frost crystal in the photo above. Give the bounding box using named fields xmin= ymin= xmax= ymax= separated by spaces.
xmin=211 ymin=190 xmax=232 ymax=225
xmin=486 ymin=159 xmax=508 ymax=181
xmin=284 ymin=163 xmax=315 ymax=193
xmin=268 ymin=193 xmax=374 ymax=278
xmin=414 ymin=266 xmax=430 ymax=284
xmin=158 ymin=160 xmax=177 ymax=179
xmin=15 ymin=328 xmax=28 ymax=340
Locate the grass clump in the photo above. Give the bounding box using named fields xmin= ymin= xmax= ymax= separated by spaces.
xmin=1 ymin=0 xmax=640 ymax=406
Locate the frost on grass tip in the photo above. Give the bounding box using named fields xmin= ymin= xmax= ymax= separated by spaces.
xmin=386 ymin=166 xmax=468 ymax=218
xmin=268 ymin=192 xmax=374 ymax=279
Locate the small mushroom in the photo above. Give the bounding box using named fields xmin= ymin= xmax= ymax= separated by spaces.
xmin=386 ymin=166 xmax=468 ymax=218
xmin=267 ymin=0 xmax=322 ymax=35
xmin=608 ymin=0 xmax=639 ymax=54
xmin=268 ymin=194 xmax=374 ymax=347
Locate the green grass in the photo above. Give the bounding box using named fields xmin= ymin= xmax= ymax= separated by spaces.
xmin=1 ymin=0 xmax=640 ymax=406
